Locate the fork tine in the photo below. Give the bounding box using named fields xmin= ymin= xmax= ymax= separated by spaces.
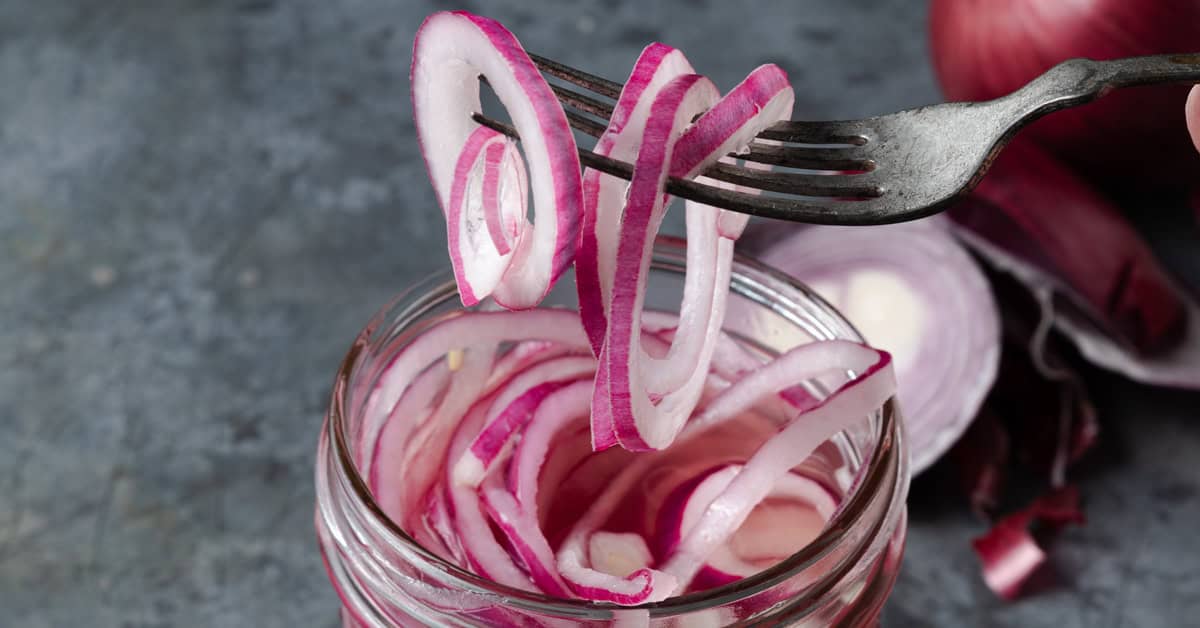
xmin=547 ymin=82 xmax=615 ymax=120
xmin=574 ymin=148 xmax=870 ymax=223
xmin=740 ymin=142 xmax=874 ymax=171
xmin=481 ymin=70 xmax=612 ymax=137
xmin=704 ymin=162 xmax=882 ymax=198
xmin=527 ymin=56 xmax=879 ymax=173
xmin=473 ymin=113 xmax=884 ymax=207
xmin=661 ymin=178 xmax=901 ymax=225
xmin=546 ymin=88 xmax=877 ymax=172
xmin=528 ymin=57 xmax=873 ymax=148
xmin=529 ymin=53 xmax=623 ymax=100
xmin=561 ymin=108 xmax=608 ymax=139
xmin=759 ymin=120 xmax=871 ymax=145
xmin=476 ymin=110 xmax=607 ymax=148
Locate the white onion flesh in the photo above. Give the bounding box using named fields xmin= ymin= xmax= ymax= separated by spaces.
xmin=753 ymin=216 xmax=1000 ymax=472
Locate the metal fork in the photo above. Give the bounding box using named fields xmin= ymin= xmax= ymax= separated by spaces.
xmin=473 ymin=53 xmax=1200 ymax=226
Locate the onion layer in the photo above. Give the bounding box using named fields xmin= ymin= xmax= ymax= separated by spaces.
xmin=412 ymin=11 xmax=583 ymax=308
xmin=657 ymin=464 xmax=837 ymax=587
xmin=590 ymin=63 xmax=795 ymax=452
xmin=972 ymin=486 xmax=1084 ymax=600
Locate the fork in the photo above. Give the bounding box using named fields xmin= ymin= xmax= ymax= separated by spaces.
xmin=472 ymin=53 xmax=1200 ymax=226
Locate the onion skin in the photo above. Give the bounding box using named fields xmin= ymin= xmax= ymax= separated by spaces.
xmin=949 ymin=410 xmax=1009 ymax=519
xmin=982 ymin=268 xmax=1100 ymax=483
xmin=949 ymin=137 xmax=1186 ymax=355
xmin=944 ymin=268 xmax=1098 ymax=600
xmin=929 ymin=0 xmax=1200 ymax=189
xmin=971 ymin=486 xmax=1084 ymax=600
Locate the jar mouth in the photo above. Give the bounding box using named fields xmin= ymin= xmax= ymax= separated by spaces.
xmin=325 ymin=236 xmax=905 ymax=616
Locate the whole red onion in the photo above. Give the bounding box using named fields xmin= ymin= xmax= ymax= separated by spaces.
xmin=929 ymin=0 xmax=1200 ymax=190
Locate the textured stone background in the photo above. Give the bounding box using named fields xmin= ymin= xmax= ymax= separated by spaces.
xmin=2 ymin=1 xmax=1198 ymax=626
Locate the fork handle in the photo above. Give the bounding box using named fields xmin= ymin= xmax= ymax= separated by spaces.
xmin=1013 ymin=53 xmax=1200 ymax=120
xmin=1095 ymin=53 xmax=1200 ymax=88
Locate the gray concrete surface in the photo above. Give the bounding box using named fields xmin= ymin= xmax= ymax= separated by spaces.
xmin=1 ymin=1 xmax=1197 ymax=626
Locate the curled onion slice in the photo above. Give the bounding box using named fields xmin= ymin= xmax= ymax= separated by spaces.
xmin=481 ymin=137 xmax=524 ymax=256
xmin=589 ymin=532 xmax=656 ymax=579
xmin=596 ymin=65 xmax=795 ymax=452
xmin=452 ymin=355 xmax=595 ymax=487
xmin=479 ymin=380 xmax=594 ymax=596
xmin=365 ymin=309 xmax=587 ymax=430
xmin=663 ymin=342 xmax=894 ymax=587
xmin=657 ymin=464 xmax=837 ymax=588
xmin=412 ymin=11 xmax=582 ymax=308
xmin=361 ymin=309 xmax=587 ymax=522
xmin=445 ymin=397 xmax=536 ymax=590
xmin=445 ymin=126 xmax=527 ymax=304
xmin=576 ymin=44 xmax=698 ymax=354
xmin=557 ymin=540 xmax=679 ymax=605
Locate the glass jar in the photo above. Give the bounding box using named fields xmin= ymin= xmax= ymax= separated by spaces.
xmin=315 ymin=238 xmax=909 ymax=627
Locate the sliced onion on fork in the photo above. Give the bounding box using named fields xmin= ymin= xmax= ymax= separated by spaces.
xmin=413 ymin=11 xmax=583 ymax=309
xmin=388 ymin=10 xmax=900 ymax=609
xmin=595 ymin=65 xmax=795 ymax=451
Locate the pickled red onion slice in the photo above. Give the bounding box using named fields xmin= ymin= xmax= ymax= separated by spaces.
xmin=413 ymin=11 xmax=582 ymax=309
xmin=657 ymin=464 xmax=838 ymax=587
xmin=662 ymin=342 xmax=894 ymax=587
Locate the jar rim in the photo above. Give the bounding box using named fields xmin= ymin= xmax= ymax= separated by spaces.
xmin=324 ymin=236 xmax=905 ymax=617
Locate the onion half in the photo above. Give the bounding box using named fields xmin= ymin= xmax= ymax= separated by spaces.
xmin=1189 ymin=86 xmax=1200 ymax=154
xmin=748 ymin=216 xmax=1000 ymax=473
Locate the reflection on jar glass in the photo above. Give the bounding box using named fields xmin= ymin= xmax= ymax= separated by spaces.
xmin=314 ymin=238 xmax=910 ymax=627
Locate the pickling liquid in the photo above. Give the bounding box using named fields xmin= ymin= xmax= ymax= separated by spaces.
xmin=357 ymin=322 xmax=859 ymax=598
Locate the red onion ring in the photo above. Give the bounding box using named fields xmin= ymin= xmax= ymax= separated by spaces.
xmin=596 ymin=65 xmax=795 ymax=452
xmin=412 ymin=11 xmax=583 ymax=309
xmin=657 ymin=464 xmax=838 ymax=587
xmin=576 ymin=44 xmax=698 ymax=354
xmin=481 ymin=137 xmax=524 ymax=256
xmin=663 ymin=341 xmax=894 ymax=587
xmin=452 ymin=355 xmax=595 ymax=487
